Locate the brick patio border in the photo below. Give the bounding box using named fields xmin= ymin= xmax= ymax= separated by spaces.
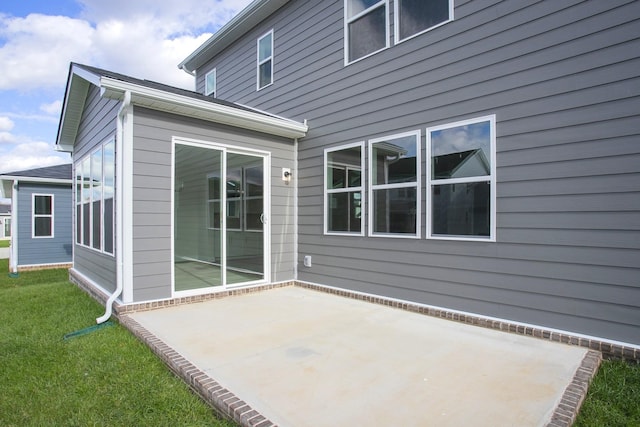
xmin=68 ymin=269 xmax=635 ymax=425
xmin=119 ymin=315 xmax=276 ymax=427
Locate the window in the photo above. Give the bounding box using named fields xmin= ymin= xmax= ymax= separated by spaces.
xmin=368 ymin=131 xmax=420 ymax=237
xmin=325 ymin=142 xmax=364 ymax=235
xmin=257 ymin=30 xmax=273 ymax=90
xmin=75 ymin=137 xmax=115 ymax=254
xmin=345 ymin=0 xmax=388 ymax=64
xmin=427 ymin=115 xmax=496 ymax=240
xmin=33 ymin=194 xmax=53 ymax=238
xmin=395 ymin=0 xmax=452 ymax=43
xmin=205 ymin=68 xmax=216 ymax=97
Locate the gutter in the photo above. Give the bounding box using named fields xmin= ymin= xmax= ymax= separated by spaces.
xmin=9 ymin=180 xmax=18 ymax=274
xmin=96 ymin=90 xmax=131 ymax=324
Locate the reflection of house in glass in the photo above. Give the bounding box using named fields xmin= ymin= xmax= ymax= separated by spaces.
xmin=372 ymin=142 xmax=417 ymax=234
xmin=432 ymin=149 xmax=490 ymax=236
xmin=327 ymin=147 xmax=362 ymax=232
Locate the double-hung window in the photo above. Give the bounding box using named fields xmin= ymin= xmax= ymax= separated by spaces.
xmin=427 ymin=115 xmax=496 ymax=240
xmin=33 ymin=194 xmax=53 ymax=238
xmin=257 ymin=30 xmax=273 ymax=90
xmin=345 ymin=0 xmax=388 ymax=64
xmin=395 ymin=0 xmax=453 ymax=43
xmin=325 ymin=142 xmax=364 ymax=235
xmin=369 ymin=131 xmax=420 ymax=237
xmin=205 ymin=68 xmax=216 ymax=97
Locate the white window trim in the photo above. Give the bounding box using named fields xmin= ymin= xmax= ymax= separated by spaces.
xmin=324 ymin=141 xmax=365 ymax=236
xmin=256 ymin=29 xmax=274 ymax=91
xmin=344 ymin=0 xmax=390 ymax=66
xmin=394 ymin=0 xmax=454 ymax=45
xmin=74 ymin=137 xmax=116 ymax=255
xmin=32 ymin=193 xmax=54 ymax=239
xmin=205 ymin=68 xmax=216 ymax=96
xmin=368 ymin=130 xmax=421 ymax=239
xmin=426 ymin=114 xmax=496 ymax=242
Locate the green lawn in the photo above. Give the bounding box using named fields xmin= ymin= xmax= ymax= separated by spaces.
xmin=0 ymin=239 xmax=9 ymax=248
xmin=575 ymin=358 xmax=640 ymax=426
xmin=0 ymin=260 xmax=236 ymax=426
xmin=1 ymin=260 xmax=638 ymax=426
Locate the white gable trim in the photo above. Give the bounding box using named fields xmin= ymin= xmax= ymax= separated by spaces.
xmin=99 ymin=77 xmax=308 ymax=139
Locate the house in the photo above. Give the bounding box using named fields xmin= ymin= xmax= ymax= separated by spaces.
xmin=0 ymin=164 xmax=73 ymax=272
xmin=56 ymin=0 xmax=640 ymax=349
xmin=0 ymin=204 xmax=10 ymax=240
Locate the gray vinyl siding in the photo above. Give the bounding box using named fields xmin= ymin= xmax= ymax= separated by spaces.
xmin=15 ymin=183 xmax=72 ymax=266
xmin=72 ymin=84 xmax=119 ymax=293
xmin=131 ymin=107 xmax=295 ymax=301
xmin=194 ymin=0 xmax=640 ymax=344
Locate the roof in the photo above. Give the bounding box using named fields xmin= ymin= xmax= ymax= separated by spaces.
xmin=433 ymin=149 xmax=490 ymax=179
xmin=0 ymin=163 xmax=72 ymax=181
xmin=56 ymin=62 xmax=308 ymax=151
xmin=0 ymin=164 xmax=73 ymax=199
xmin=179 ymin=0 xmax=289 ymax=74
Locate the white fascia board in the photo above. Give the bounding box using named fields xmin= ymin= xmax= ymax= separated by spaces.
xmin=56 ymin=65 xmax=99 ymax=153
xmin=0 ymin=176 xmax=72 ymax=185
xmin=178 ymin=0 xmax=290 ymax=73
xmin=100 ymin=77 xmax=308 ymax=139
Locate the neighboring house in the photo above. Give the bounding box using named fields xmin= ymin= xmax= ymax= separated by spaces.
xmin=0 ymin=204 xmax=10 ymax=240
xmin=0 ymin=164 xmax=73 ymax=272
xmin=56 ymin=0 xmax=640 ymax=348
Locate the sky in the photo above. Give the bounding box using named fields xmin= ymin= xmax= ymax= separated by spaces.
xmin=0 ymin=0 xmax=253 ymax=188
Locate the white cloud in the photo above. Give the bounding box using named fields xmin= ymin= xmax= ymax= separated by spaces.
xmin=40 ymin=100 xmax=63 ymax=115
xmin=0 ymin=14 xmax=94 ymax=90
xmin=0 ymin=116 xmax=14 ymax=131
xmin=0 ymin=0 xmax=254 ymax=92
xmin=0 ymin=140 xmax=69 ymax=174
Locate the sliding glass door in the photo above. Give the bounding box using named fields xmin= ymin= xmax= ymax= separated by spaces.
xmin=174 ymin=142 xmax=266 ymax=293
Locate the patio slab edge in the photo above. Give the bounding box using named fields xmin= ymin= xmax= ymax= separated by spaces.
xmin=119 ymin=315 xmax=277 ymax=427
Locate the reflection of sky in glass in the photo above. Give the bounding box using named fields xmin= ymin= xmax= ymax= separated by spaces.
xmin=348 ymin=0 xmax=381 ymax=17
xmin=431 ymin=121 xmax=490 ymax=159
xmin=258 ymin=33 xmax=272 ymax=61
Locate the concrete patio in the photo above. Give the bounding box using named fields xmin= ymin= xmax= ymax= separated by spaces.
xmin=122 ymin=285 xmax=600 ymax=427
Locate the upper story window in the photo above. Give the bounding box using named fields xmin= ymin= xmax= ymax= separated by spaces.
xmin=325 ymin=142 xmax=365 ymax=235
xmin=257 ymin=30 xmax=273 ymax=90
xmin=33 ymin=194 xmax=54 ymax=238
xmin=205 ymin=68 xmax=216 ymax=97
xmin=426 ymin=115 xmax=496 ymax=241
xmin=345 ymin=0 xmax=389 ymax=64
xmin=395 ymin=0 xmax=453 ymax=43
xmin=368 ymin=131 xmax=421 ymax=238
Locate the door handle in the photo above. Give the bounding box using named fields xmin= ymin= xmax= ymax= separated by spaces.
xmin=260 ymin=213 xmax=265 ymax=224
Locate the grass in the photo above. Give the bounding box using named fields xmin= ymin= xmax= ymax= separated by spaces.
xmin=0 ymin=260 xmax=236 ymax=427
xmin=1 ymin=259 xmax=638 ymax=426
xmin=0 ymin=239 xmax=9 ymax=248
xmin=575 ymin=358 xmax=640 ymax=426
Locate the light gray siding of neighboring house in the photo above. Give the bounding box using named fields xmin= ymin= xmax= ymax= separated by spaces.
xmin=15 ymin=183 xmax=72 ymax=266
xmin=73 ymin=84 xmax=119 ymax=293
xmin=193 ymin=0 xmax=640 ymax=344
xmin=131 ymin=107 xmax=296 ymax=302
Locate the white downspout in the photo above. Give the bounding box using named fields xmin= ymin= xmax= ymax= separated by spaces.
xmin=97 ymin=90 xmax=131 ymax=324
xmin=9 ymin=180 xmax=18 ymax=273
